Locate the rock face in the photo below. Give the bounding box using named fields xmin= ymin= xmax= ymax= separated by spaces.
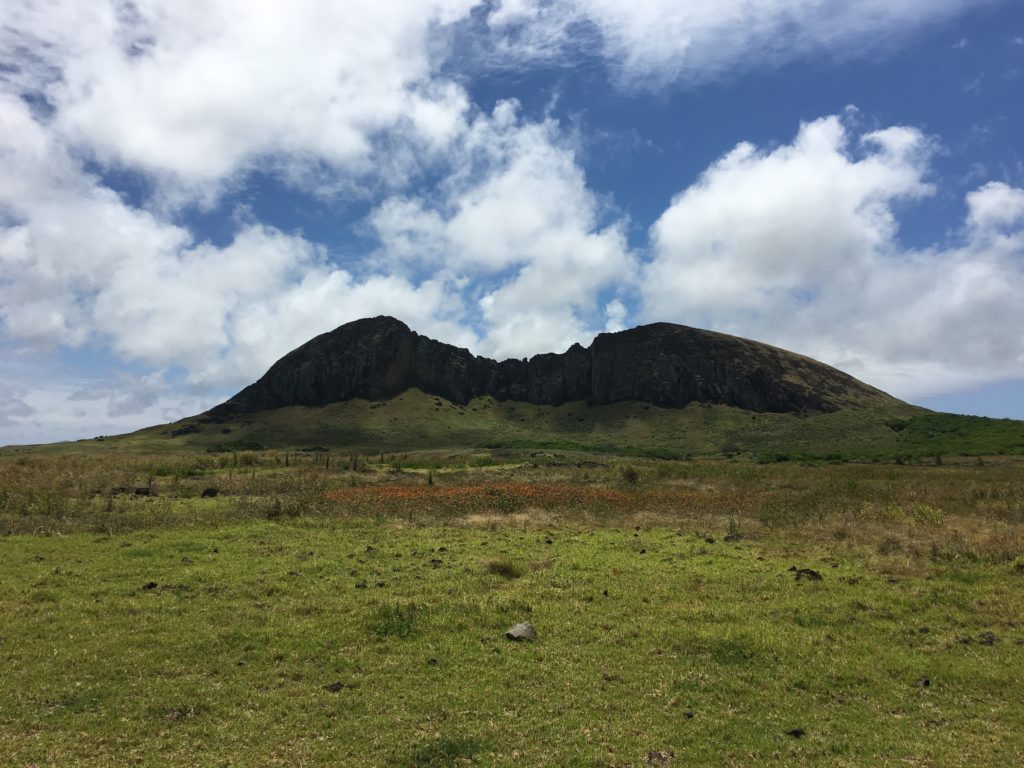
xmin=207 ymin=316 xmax=892 ymax=419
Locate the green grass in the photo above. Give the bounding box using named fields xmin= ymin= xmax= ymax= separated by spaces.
xmin=2 ymin=517 xmax=1022 ymax=766
xmin=2 ymin=447 xmax=1024 ymax=765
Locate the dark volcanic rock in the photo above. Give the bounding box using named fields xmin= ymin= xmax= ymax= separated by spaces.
xmin=207 ymin=316 xmax=892 ymax=419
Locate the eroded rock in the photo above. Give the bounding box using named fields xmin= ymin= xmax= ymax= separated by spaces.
xmin=505 ymin=622 xmax=537 ymax=642
xmin=207 ymin=316 xmax=896 ymax=420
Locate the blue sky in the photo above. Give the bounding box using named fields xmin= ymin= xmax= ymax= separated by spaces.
xmin=1 ymin=0 xmax=1023 ymax=444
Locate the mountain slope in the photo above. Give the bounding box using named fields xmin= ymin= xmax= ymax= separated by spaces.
xmin=87 ymin=317 xmax=954 ymax=459
xmin=209 ymin=316 xmax=897 ymax=419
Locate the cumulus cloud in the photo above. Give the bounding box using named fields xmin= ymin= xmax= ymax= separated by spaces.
xmin=370 ymin=101 xmax=635 ymax=359
xmin=0 ymin=90 xmax=465 ymax=392
xmin=643 ymin=114 xmax=1024 ymax=397
xmin=0 ymin=386 xmax=35 ymax=430
xmin=0 ymin=361 xmax=218 ymax=445
xmin=484 ymin=0 xmax=998 ymax=86
xmin=1 ymin=0 xmax=477 ymax=200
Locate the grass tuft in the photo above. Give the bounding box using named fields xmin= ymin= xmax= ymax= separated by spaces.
xmin=369 ymin=603 xmax=420 ymax=639
xmin=485 ymin=558 xmax=524 ymax=579
xmin=400 ymin=736 xmax=484 ymax=767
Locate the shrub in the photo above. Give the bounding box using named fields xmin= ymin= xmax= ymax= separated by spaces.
xmin=369 ymin=603 xmax=419 ymax=639
xmin=485 ymin=559 xmax=524 ymax=579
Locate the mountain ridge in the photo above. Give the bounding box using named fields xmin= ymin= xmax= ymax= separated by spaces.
xmin=207 ymin=316 xmax=897 ymax=420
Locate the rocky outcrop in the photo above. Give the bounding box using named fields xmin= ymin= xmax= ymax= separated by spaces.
xmin=206 ymin=316 xmax=893 ymax=419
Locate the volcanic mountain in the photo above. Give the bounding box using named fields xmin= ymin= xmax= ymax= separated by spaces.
xmin=208 ymin=315 xmax=896 ymax=419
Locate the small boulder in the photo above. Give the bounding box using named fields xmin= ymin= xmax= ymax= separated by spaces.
xmin=200 ymin=488 xmax=219 ymax=498
xmin=794 ymin=568 xmax=823 ymax=582
xmin=505 ymin=622 xmax=537 ymax=642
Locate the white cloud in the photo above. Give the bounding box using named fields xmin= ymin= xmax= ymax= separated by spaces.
xmin=0 ymin=362 xmax=218 ymax=445
xmin=0 ymin=386 xmax=35 ymax=430
xmin=370 ymin=101 xmax=635 ymax=359
xmin=0 ymin=91 xmax=462 ymax=393
xmin=643 ymin=114 xmax=1024 ymax=398
xmin=966 ymin=181 xmax=1024 ymax=232
xmin=484 ymin=0 xmax=998 ymax=86
xmin=2 ymin=0 xmax=477 ymax=201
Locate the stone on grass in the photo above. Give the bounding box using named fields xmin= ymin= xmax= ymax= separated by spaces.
xmin=505 ymin=622 xmax=537 ymax=642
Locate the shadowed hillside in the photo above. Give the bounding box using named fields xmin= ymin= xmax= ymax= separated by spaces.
xmin=209 ymin=316 xmax=898 ymax=418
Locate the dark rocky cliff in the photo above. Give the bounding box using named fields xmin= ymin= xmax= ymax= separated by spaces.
xmin=207 ymin=316 xmax=893 ymax=419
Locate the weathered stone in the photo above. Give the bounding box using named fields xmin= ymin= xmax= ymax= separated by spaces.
xmin=505 ymin=622 xmax=537 ymax=641
xmin=206 ymin=316 xmax=895 ymax=420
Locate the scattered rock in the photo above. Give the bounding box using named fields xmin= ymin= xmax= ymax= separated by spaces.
xmin=918 ymin=677 xmax=931 ymax=687
xmin=794 ymin=568 xmax=823 ymax=582
xmin=724 ymin=532 xmax=743 ymax=543
xmin=323 ymin=681 xmax=351 ymax=693
xmin=142 ymin=581 xmax=158 ymax=591
xmin=646 ymin=750 xmax=675 ymax=765
xmin=355 ymin=581 xmax=367 ymax=589
xmin=979 ymin=631 xmax=997 ymax=645
xmin=200 ymin=488 xmax=218 ymax=498
xmin=505 ymin=622 xmax=537 ymax=642
xmin=430 ymin=558 xmax=443 ymax=568
xmin=786 ymin=728 xmax=806 ymax=739
xmin=705 ymin=537 xmax=716 ymax=544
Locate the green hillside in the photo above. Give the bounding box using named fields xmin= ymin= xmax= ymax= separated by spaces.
xmin=33 ymin=389 xmax=1014 ymax=462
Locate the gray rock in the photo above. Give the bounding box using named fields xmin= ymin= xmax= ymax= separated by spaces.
xmin=505 ymin=622 xmax=537 ymax=642
xmin=206 ymin=316 xmax=897 ymax=421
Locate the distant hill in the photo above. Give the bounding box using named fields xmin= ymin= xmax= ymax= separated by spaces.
xmin=103 ymin=316 xmax=1013 ymax=461
xmin=25 ymin=316 xmax=1020 ymax=460
xmin=209 ymin=316 xmax=898 ymax=418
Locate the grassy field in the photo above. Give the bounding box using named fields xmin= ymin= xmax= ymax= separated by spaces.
xmin=2 ymin=448 xmax=1023 ymax=766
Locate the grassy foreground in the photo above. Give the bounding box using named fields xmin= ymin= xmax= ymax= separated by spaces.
xmin=2 ymin=452 xmax=1023 ymax=766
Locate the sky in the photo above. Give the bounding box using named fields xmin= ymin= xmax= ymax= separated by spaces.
xmin=1 ymin=0 xmax=1023 ymax=445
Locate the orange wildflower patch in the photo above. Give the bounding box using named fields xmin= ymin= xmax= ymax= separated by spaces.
xmin=325 ymin=482 xmax=634 ymax=516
